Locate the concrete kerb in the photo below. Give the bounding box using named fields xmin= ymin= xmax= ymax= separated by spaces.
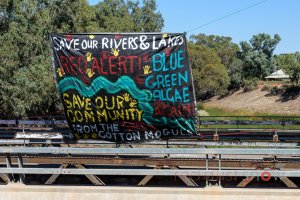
xmin=0 ymin=184 xmax=300 ymax=200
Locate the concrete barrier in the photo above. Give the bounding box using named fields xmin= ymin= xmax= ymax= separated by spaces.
xmin=0 ymin=183 xmax=299 ymax=200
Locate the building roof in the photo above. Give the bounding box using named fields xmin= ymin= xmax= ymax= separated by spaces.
xmin=265 ymin=69 xmax=290 ymax=79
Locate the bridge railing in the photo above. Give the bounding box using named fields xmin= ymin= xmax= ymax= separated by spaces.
xmin=1 ymin=116 xmax=300 ymax=142
xmin=198 ymin=115 xmax=300 ymax=130
xmin=1 ymin=115 xmax=300 ymax=128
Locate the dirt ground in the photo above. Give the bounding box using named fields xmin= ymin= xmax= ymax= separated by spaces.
xmin=205 ymin=88 xmax=300 ymax=115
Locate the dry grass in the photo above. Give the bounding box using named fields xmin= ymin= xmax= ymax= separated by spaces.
xmin=204 ymin=88 xmax=300 ymax=116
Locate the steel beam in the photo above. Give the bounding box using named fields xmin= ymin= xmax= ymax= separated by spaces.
xmin=0 ymin=174 xmax=10 ymax=184
xmin=0 ymin=156 xmax=299 ymax=169
xmin=280 ymin=177 xmax=298 ymax=188
xmin=171 ymin=166 xmax=198 ymax=186
xmin=0 ymin=168 xmax=300 ymax=177
xmin=138 ymin=166 xmax=162 ymax=186
xmin=2 ymin=158 xmax=282 ymax=168
xmin=0 ymin=147 xmax=300 ymax=155
xmin=177 ymin=175 xmax=198 ymax=187
xmin=17 ymin=154 xmax=25 ymax=183
xmin=237 ymin=176 xmax=255 ymax=187
xmin=5 ymin=154 xmax=13 ymax=182
xmin=45 ymin=164 xmax=69 ymax=184
xmin=0 ymin=139 xmax=299 ymax=148
xmin=137 ymin=175 xmax=155 ymax=186
xmin=74 ymin=164 xmax=105 ymax=185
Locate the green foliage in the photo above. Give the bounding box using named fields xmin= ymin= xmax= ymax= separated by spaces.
xmin=228 ymin=58 xmax=243 ymax=88
xmin=197 ymin=103 xmax=204 ymax=110
xmin=188 ymin=43 xmax=230 ymax=99
xmin=239 ymin=33 xmax=281 ymax=79
xmin=190 ymin=34 xmax=241 ymax=88
xmin=95 ymin=0 xmax=135 ymax=32
xmin=0 ymin=0 xmax=164 ymax=117
xmin=204 ymin=106 xmax=300 ymax=118
xmin=49 ymin=0 xmax=99 ymax=33
xmin=261 ymin=83 xmax=271 ymax=91
xmin=290 ymin=64 xmax=300 ymax=85
xmin=0 ymin=0 xmax=52 ymax=117
xmin=95 ymin=0 xmax=163 ymax=32
xmin=275 ymin=53 xmax=296 ymax=72
xmin=1 ymin=0 xmax=298 ymax=118
xmin=139 ymin=0 xmax=164 ymax=32
xmin=242 ymin=78 xmax=258 ymax=92
xmin=275 ymin=52 xmax=300 ymax=85
xmin=9 ymin=56 xmax=62 ymax=116
xmin=204 ymin=107 xmax=234 ymax=116
xmin=190 ymin=34 xmax=240 ymax=68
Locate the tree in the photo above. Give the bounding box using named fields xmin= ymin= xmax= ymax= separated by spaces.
xmin=0 ymin=0 xmax=13 ymax=33
xmin=0 ymin=0 xmax=165 ymax=117
xmin=48 ymin=0 xmax=99 ymax=33
xmin=290 ymin=64 xmax=300 ymax=85
xmin=95 ymin=0 xmax=134 ymax=32
xmin=188 ymin=43 xmax=230 ymax=99
xmin=276 ymin=52 xmax=300 ymax=85
xmin=139 ymin=0 xmax=164 ymax=32
xmin=190 ymin=34 xmax=241 ymax=88
xmin=95 ymin=0 xmax=163 ymax=32
xmin=228 ymin=58 xmax=244 ymax=89
xmin=239 ymin=33 xmax=281 ymax=79
xmin=8 ymin=56 xmax=61 ymax=116
xmin=0 ymin=0 xmax=54 ymax=117
xmin=190 ymin=34 xmax=240 ymax=68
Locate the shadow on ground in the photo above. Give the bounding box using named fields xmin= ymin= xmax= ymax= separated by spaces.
xmin=264 ymin=86 xmax=300 ymax=102
xmin=276 ymin=86 xmax=300 ymax=102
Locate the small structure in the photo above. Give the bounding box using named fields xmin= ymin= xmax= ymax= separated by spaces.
xmin=265 ymin=69 xmax=289 ymax=80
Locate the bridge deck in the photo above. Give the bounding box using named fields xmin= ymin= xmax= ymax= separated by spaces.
xmin=1 ymin=184 xmax=299 ymax=200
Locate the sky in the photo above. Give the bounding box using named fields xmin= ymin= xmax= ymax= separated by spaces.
xmin=88 ymin=0 xmax=300 ymax=54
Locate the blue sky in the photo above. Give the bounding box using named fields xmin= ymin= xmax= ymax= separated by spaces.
xmin=88 ymin=0 xmax=300 ymax=54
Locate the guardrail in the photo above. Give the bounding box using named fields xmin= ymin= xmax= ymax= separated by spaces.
xmin=1 ymin=147 xmax=300 ymax=187
xmin=1 ymin=116 xmax=300 ymax=142
xmin=199 ymin=116 xmax=300 ymax=129
xmin=0 ymin=119 xmax=67 ymax=126
xmin=1 ymin=116 xmax=300 ymax=128
xmin=0 ymin=147 xmax=300 ymax=155
xmin=1 ymin=117 xmax=300 ymax=186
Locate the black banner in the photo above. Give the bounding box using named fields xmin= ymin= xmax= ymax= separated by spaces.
xmin=50 ymin=33 xmax=196 ymax=142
